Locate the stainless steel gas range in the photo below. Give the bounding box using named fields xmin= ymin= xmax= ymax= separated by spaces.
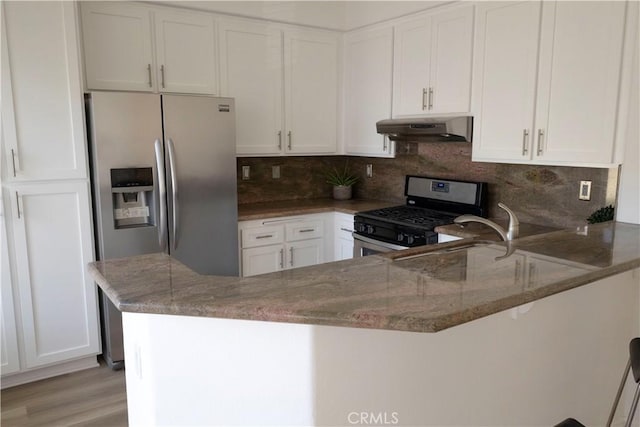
xmin=353 ymin=176 xmax=487 ymax=256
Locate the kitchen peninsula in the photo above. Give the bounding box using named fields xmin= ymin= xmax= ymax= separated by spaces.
xmin=90 ymin=222 xmax=640 ymax=426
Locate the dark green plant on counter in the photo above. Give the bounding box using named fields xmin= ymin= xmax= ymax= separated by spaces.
xmin=326 ymin=162 xmax=359 ymax=187
xmin=587 ymin=205 xmax=615 ymax=224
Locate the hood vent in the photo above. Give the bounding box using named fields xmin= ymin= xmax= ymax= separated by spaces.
xmin=376 ymin=116 xmax=473 ymax=142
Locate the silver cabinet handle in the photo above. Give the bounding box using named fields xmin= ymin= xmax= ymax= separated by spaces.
xmin=422 ymin=88 xmax=428 ymax=110
xmin=514 ymin=259 xmax=522 ymax=284
xmin=289 ymin=246 xmax=294 ymax=267
xmin=277 ymin=131 xmax=282 ymax=150
xmin=340 ymin=227 xmax=354 ymax=233
xmin=537 ymin=129 xmax=544 ymax=156
xmin=287 ymin=131 xmax=292 ymax=150
xmin=167 ymin=138 xmax=179 ymax=251
xmin=299 ymin=228 xmax=315 ymax=233
xmin=160 ymin=64 xmax=165 ymax=89
xmin=147 ymin=64 xmax=152 ymax=87
xmin=154 ymin=139 xmax=168 ymax=251
xmin=528 ymin=262 xmax=536 ymax=287
xmin=383 ymin=135 xmax=388 ymax=152
xmin=279 ymin=248 xmax=284 ymax=269
xmin=522 ymin=129 xmax=530 ymax=155
xmin=255 ymin=234 xmax=273 ymax=239
xmin=15 ymin=191 xmax=21 ymax=219
xmin=10 ymin=148 xmax=17 ymax=177
xmin=428 ymin=87 xmax=434 ymax=110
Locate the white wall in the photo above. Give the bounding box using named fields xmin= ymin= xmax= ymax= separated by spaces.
xmin=617 ymin=27 xmax=640 ymax=225
xmin=152 ymin=1 xmax=448 ymax=31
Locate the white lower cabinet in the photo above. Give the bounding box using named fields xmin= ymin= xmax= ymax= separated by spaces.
xmin=334 ymin=213 xmax=354 ymax=261
xmin=239 ymin=215 xmax=327 ymax=277
xmin=1 ymin=201 xmax=20 ymax=376
xmin=3 ymin=182 xmax=100 ymax=376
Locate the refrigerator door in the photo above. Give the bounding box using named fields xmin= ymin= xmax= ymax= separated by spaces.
xmin=86 ymin=92 xmax=166 ymax=259
xmin=86 ymin=92 xmax=165 ymax=369
xmin=162 ymin=95 xmax=239 ymax=276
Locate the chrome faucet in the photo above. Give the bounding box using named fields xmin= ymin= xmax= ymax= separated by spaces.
xmin=454 ymin=203 xmax=520 ymax=241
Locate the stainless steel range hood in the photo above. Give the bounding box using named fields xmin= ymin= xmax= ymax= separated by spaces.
xmin=376 ymin=116 xmax=473 ymax=142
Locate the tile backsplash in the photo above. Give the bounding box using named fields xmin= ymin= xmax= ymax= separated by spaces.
xmin=237 ymin=142 xmax=618 ymax=228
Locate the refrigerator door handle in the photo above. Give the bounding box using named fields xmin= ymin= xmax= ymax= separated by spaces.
xmin=154 ymin=139 xmax=168 ymax=252
xmin=167 ymin=138 xmax=179 ymax=251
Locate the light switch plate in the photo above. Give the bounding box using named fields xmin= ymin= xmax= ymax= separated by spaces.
xmin=242 ymin=166 xmax=250 ymax=180
xmin=366 ymin=164 xmax=373 ymax=178
xmin=272 ymin=165 xmax=280 ymax=179
xmin=579 ymin=180 xmax=592 ymax=201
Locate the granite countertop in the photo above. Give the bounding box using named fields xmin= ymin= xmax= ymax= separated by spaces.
xmin=435 ymin=221 xmax=560 ymax=240
xmin=237 ymin=198 xmax=396 ymax=220
xmin=89 ymin=222 xmax=640 ymax=333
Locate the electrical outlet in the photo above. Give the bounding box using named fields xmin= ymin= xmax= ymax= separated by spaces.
xmin=366 ymin=164 xmax=373 ymax=178
xmin=242 ymin=166 xmax=250 ymax=180
xmin=272 ymin=165 xmax=280 ymax=179
xmin=579 ymin=180 xmax=592 ymax=201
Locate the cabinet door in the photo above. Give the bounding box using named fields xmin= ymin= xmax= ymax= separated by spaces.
xmin=392 ymin=18 xmax=431 ymax=117
xmin=429 ymin=4 xmax=474 ymax=114
xmin=334 ymin=213 xmax=354 ymax=261
xmin=219 ymin=20 xmax=283 ymax=156
xmin=2 ymin=1 xmax=88 ymax=181
xmin=284 ymin=29 xmax=338 ymax=154
xmin=242 ymin=245 xmax=284 ymax=277
xmin=534 ymin=1 xmax=626 ymax=164
xmin=9 ymin=183 xmax=99 ymax=369
xmin=288 ymin=239 xmax=323 ymax=269
xmin=471 ymin=1 xmax=541 ymax=162
xmin=1 ymin=197 xmax=20 ymax=376
xmin=344 ymin=27 xmax=394 ymax=158
xmin=81 ymin=2 xmax=155 ymax=92
xmin=154 ymin=10 xmax=217 ymax=95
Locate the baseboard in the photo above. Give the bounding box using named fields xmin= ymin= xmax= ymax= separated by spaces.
xmin=0 ymin=356 xmax=99 ymax=389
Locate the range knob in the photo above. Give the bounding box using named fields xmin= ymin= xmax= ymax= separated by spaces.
xmin=397 ymin=232 xmax=405 ymax=242
xmin=407 ymin=235 xmax=414 ymax=245
xmin=366 ymin=225 xmax=375 ymax=234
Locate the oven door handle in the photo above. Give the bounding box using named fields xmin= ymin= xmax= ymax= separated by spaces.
xmin=352 ymin=233 xmax=410 ymax=251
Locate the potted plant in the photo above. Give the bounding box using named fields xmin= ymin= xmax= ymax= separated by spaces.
xmin=326 ymin=162 xmax=359 ymax=200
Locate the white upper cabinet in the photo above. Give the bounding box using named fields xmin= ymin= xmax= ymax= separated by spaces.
xmin=2 ymin=1 xmax=87 ymax=181
xmin=344 ymin=26 xmax=394 ymax=158
xmin=220 ymin=19 xmax=339 ymax=156
xmin=81 ymin=2 xmax=217 ymax=95
xmin=471 ymin=1 xmax=541 ymax=162
xmin=219 ymin=19 xmax=283 ymax=155
xmin=393 ymin=4 xmax=474 ymax=117
xmin=81 ymin=2 xmax=155 ymax=92
xmin=472 ymin=1 xmax=630 ymax=167
xmin=154 ymin=10 xmax=217 ymax=94
xmin=283 ymin=29 xmax=338 ymax=155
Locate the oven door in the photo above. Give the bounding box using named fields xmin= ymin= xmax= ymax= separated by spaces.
xmin=353 ymin=234 xmax=410 ymax=257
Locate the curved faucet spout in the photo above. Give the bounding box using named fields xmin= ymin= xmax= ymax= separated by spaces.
xmin=454 ymin=215 xmax=509 ymax=241
xmin=453 ymin=203 xmax=520 ymax=242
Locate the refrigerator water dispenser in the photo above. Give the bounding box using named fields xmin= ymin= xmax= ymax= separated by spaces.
xmin=110 ymin=167 xmax=155 ymax=228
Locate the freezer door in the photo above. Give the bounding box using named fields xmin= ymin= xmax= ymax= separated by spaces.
xmin=86 ymin=92 xmax=166 ymax=259
xmin=162 ymin=95 xmax=239 ymax=276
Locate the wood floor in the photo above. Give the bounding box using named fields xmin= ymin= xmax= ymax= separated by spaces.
xmin=1 ymin=359 xmax=128 ymax=426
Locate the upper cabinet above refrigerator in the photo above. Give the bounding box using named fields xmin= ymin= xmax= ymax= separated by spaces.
xmin=80 ymin=2 xmax=217 ymax=95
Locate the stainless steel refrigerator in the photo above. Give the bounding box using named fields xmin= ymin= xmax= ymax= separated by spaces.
xmin=86 ymin=92 xmax=239 ymax=369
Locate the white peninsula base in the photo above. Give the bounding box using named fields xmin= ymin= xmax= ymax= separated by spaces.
xmin=122 ymin=270 xmax=639 ymax=426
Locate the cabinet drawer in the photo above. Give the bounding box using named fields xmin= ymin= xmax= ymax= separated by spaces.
xmin=241 ymin=225 xmax=285 ymax=248
xmin=336 ymin=218 xmax=354 ymax=240
xmin=286 ymin=220 xmax=324 ymax=242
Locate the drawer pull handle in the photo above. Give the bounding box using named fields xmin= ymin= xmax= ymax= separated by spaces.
xmin=255 ymin=234 xmax=273 ymax=239
xmin=299 ymin=228 xmax=315 ymax=233
xmin=340 ymin=227 xmax=354 ymax=233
